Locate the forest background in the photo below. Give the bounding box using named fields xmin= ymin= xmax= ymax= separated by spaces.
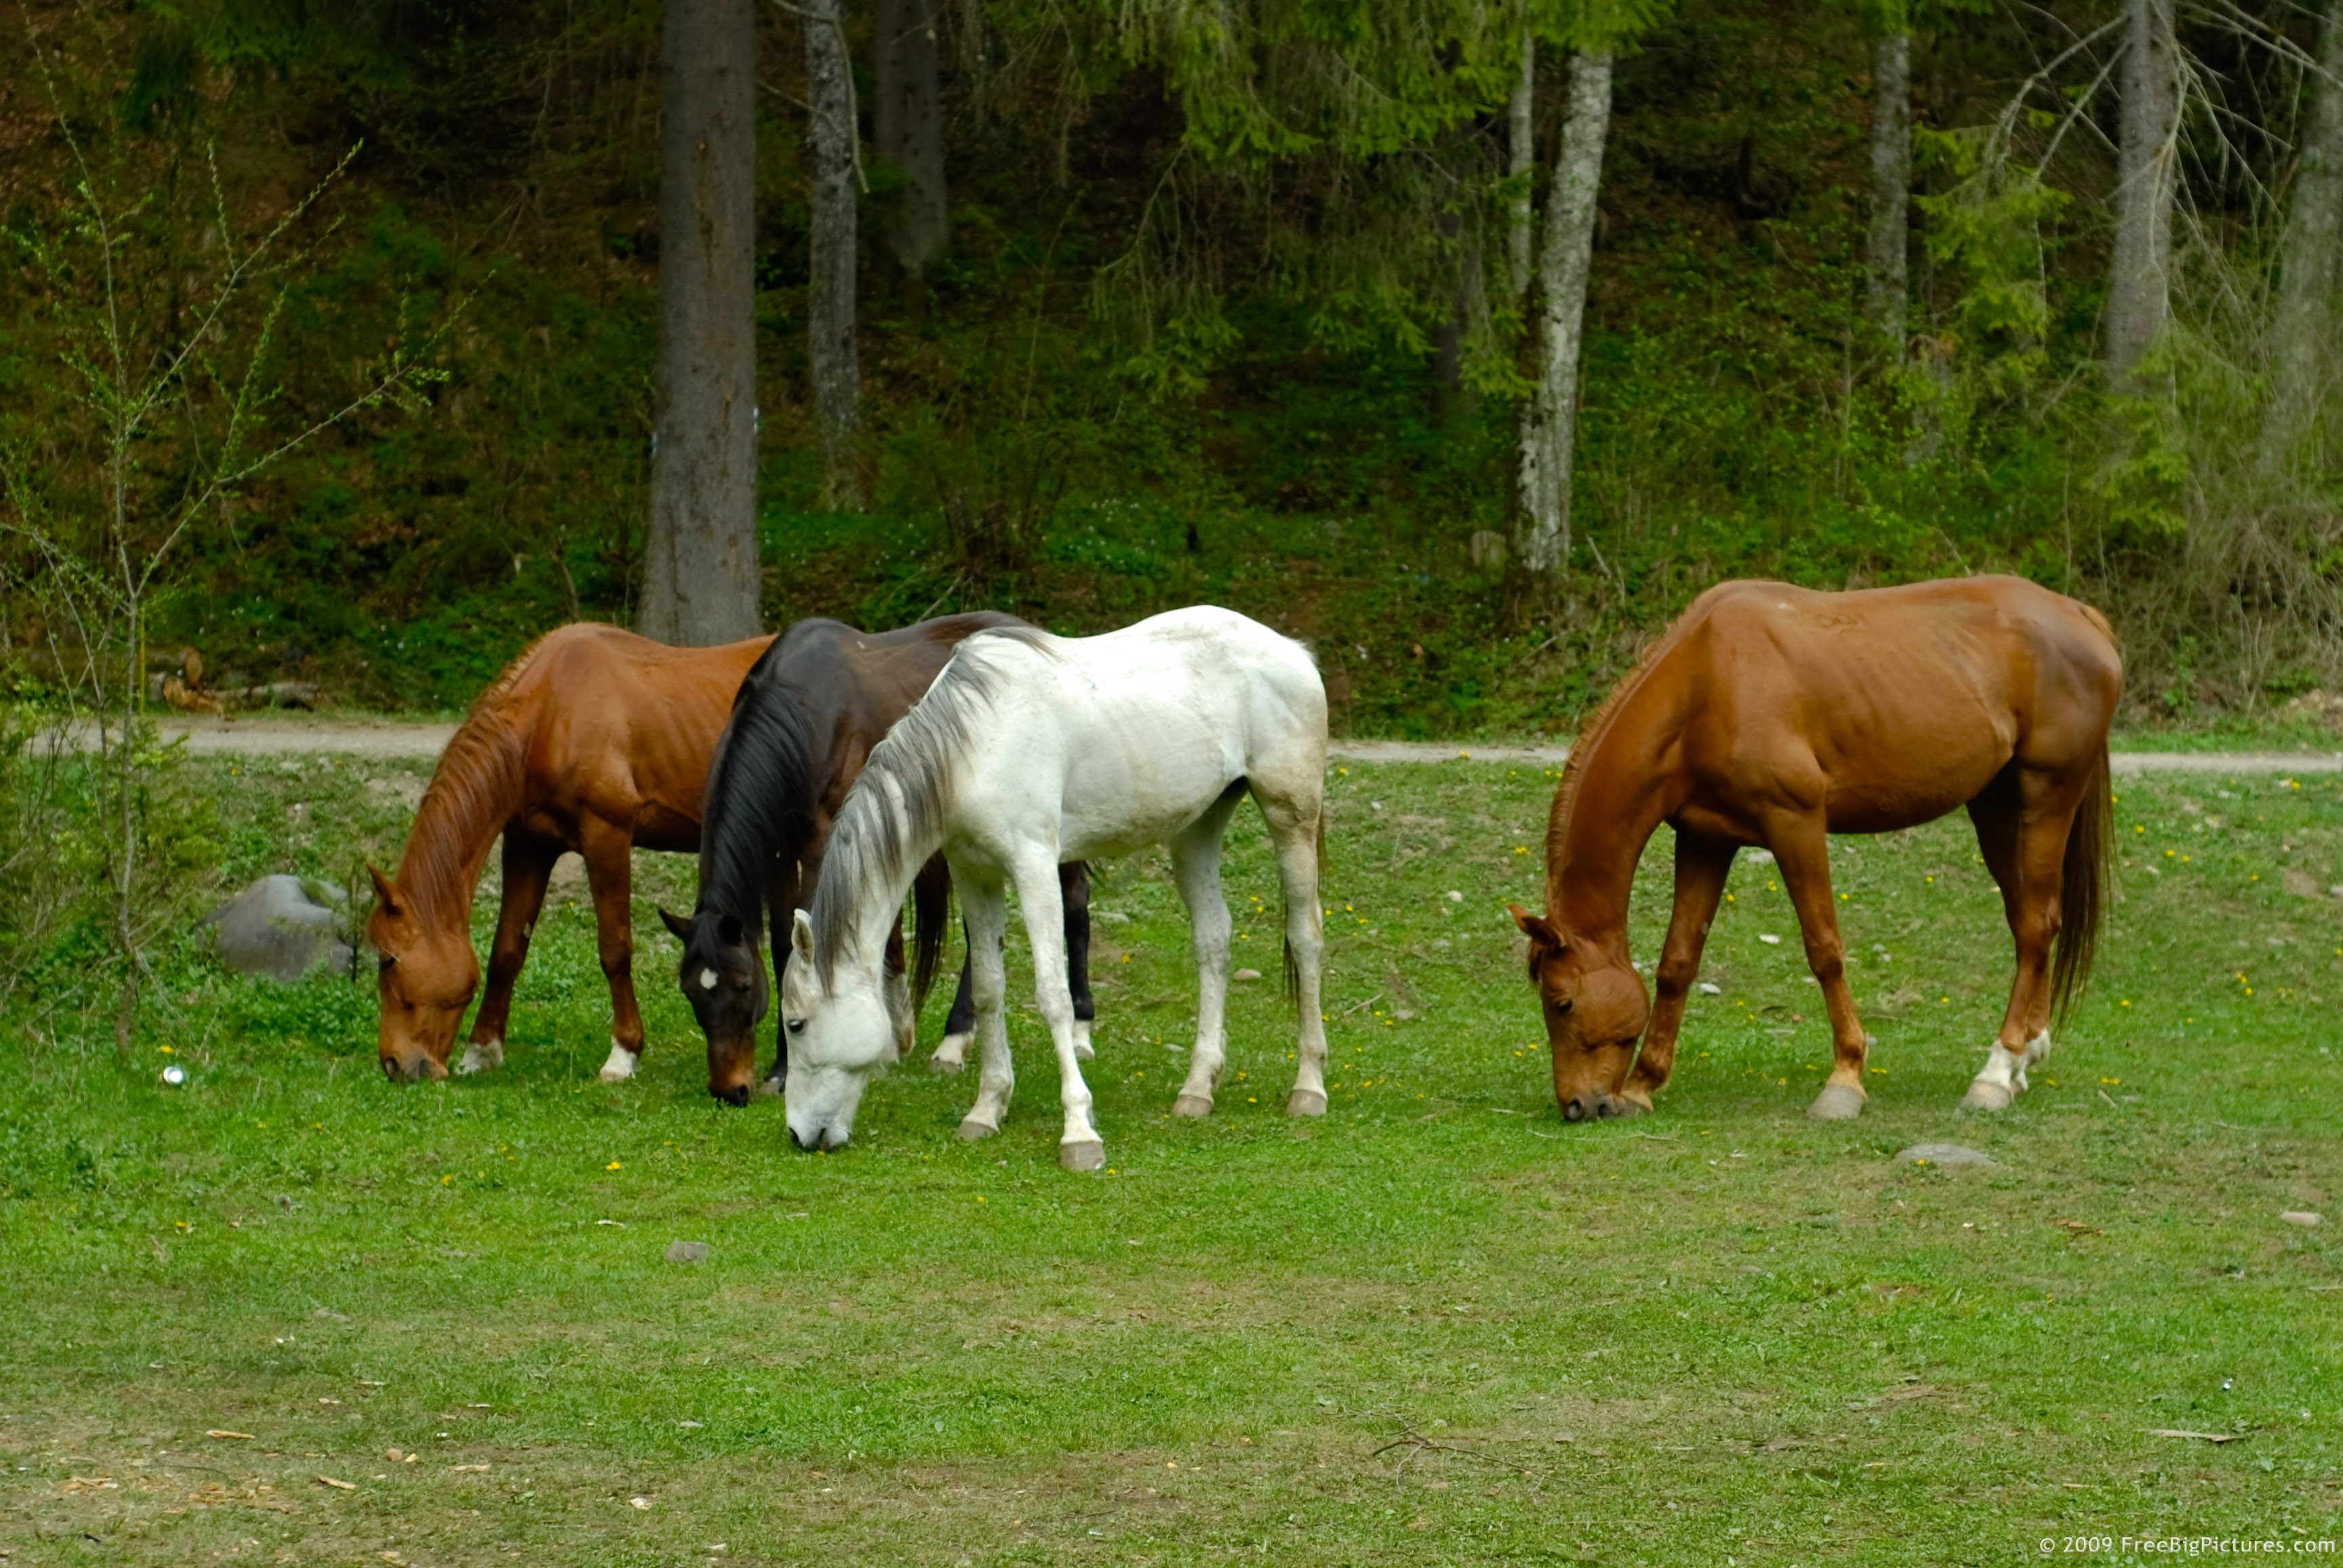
xmin=6 ymin=0 xmax=2343 ymax=741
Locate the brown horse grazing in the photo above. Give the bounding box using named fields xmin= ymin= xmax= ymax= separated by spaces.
xmin=368 ymin=623 xmax=774 ymax=1083
xmin=1510 ymin=575 xmax=2121 ymax=1123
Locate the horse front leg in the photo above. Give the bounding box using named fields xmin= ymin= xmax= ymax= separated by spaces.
xmin=1014 ymin=853 xmax=1102 ymax=1171
xmin=933 ymin=943 xmax=976 ymax=1074
xmin=579 ymin=816 xmax=643 ymax=1083
xmin=1761 ymin=811 xmax=1870 ymax=1120
xmin=955 ymin=872 xmax=1016 ymax=1140
xmin=1622 ymin=830 xmax=1736 ymax=1112
xmin=464 ymin=829 xmax=558 ymax=1074
xmin=1061 ymin=862 xmax=1096 ymax=1062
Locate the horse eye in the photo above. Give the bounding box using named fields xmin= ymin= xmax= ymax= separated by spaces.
xmin=1554 ymin=999 xmax=1574 ymax=1016
xmin=786 ymin=1018 xmax=805 ymax=1035
xmin=378 ymin=954 xmax=398 ymax=972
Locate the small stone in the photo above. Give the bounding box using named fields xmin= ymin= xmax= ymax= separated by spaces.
xmin=1759 ymin=933 xmax=1782 ymax=945
xmin=1445 ymin=890 xmax=1464 ymax=902
xmin=1896 ymin=1142 xmax=1994 ymax=1167
xmin=665 ymin=1241 xmax=710 ymax=1264
xmin=1233 ymin=968 xmax=1263 ymax=982
xmin=1698 ymin=982 xmax=1721 ymax=995
xmin=2281 ymin=1211 xmax=2323 ymax=1228
xmin=161 ymin=1064 xmax=186 ymax=1086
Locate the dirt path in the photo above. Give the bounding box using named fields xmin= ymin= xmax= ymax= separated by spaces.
xmin=41 ymin=717 xmax=2343 ymax=774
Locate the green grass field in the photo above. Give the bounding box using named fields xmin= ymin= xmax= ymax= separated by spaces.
xmin=3 ymin=755 xmax=2340 ymax=1565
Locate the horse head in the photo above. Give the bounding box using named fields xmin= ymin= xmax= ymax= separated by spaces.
xmin=777 ymin=908 xmax=912 ymax=1152
xmin=661 ymin=906 xmax=771 ymax=1106
xmin=369 ymin=864 xmax=479 ymax=1081
xmin=1510 ymin=904 xmax=1651 ymax=1122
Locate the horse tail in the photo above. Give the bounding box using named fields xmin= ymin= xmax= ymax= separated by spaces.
xmin=910 ymin=853 xmax=951 ymax=1011
xmin=1282 ymin=804 xmax=1327 ymax=1009
xmin=2051 ymin=744 xmax=2111 ymax=1024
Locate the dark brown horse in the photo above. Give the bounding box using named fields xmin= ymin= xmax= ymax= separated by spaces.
xmin=660 ymin=614 xmax=1094 ymax=1106
xmin=1510 ymin=576 xmax=2121 ymax=1122
xmin=368 ymin=623 xmax=774 ymax=1083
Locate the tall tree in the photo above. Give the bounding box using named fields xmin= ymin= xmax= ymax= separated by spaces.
xmin=2105 ymin=0 xmax=2178 ymax=381
xmin=874 ymin=0 xmax=948 ymax=279
xmin=642 ymin=0 xmax=764 ymax=646
xmin=1864 ymin=9 xmax=1911 ymax=357
xmin=1514 ymin=47 xmax=1613 ymax=605
xmin=801 ymin=0 xmax=864 ymax=508
xmin=2268 ymin=0 xmax=2343 ymax=443
xmin=1507 ymin=33 xmax=1536 ymax=302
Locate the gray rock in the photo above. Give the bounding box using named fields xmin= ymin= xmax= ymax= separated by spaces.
xmin=202 ymin=875 xmax=353 ymax=982
xmin=1896 ymin=1142 xmax=1995 ymax=1167
xmin=665 ymin=1241 xmax=710 ymax=1264
xmin=2281 ymin=1211 xmax=2323 ymax=1228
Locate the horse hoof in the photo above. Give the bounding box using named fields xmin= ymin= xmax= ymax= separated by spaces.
xmin=1614 ymin=1092 xmax=1653 ymax=1117
xmin=928 ymin=1056 xmax=965 ymax=1076
xmin=456 ymin=1041 xmax=502 ymax=1076
xmin=956 ymin=1117 xmax=997 ymax=1141
xmin=754 ymin=1076 xmax=782 ymax=1099
xmin=1073 ymin=1022 xmax=1095 ymax=1061
xmin=1807 ymin=1083 xmax=1866 ymax=1121
xmin=1170 ymin=1094 xmax=1214 ymax=1119
xmin=1060 ymin=1139 xmax=1106 ymax=1172
xmin=1285 ymin=1089 xmax=1327 ymax=1118
xmin=1961 ymin=1081 xmax=2015 ymax=1112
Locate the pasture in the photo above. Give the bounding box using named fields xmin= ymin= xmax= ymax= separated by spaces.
xmin=3 ymin=752 xmax=2340 ymax=1565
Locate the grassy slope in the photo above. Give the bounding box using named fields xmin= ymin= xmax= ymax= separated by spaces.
xmin=2 ymin=757 xmax=2340 ymax=1565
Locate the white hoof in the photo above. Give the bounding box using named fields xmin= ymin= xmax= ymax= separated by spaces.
xmin=1060 ymin=1138 xmax=1106 ymax=1172
xmin=599 ymin=1040 xmax=639 ymax=1083
xmin=931 ymin=1032 xmax=972 ymax=1074
xmin=1073 ymin=1020 xmax=1094 ymax=1062
xmin=754 ymin=1074 xmax=782 ymax=1099
xmin=456 ymin=1039 xmax=504 ymax=1076
xmin=1961 ymin=1032 xmax=2043 ymax=1112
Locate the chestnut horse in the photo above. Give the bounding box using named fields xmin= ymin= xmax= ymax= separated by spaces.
xmin=1510 ymin=576 xmax=2120 ymax=1123
xmin=658 ymin=614 xmax=1094 ymax=1106
xmin=369 ymin=623 xmax=772 ymax=1083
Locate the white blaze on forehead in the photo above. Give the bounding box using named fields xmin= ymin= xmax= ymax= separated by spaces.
xmin=699 ymin=967 xmax=719 ymax=991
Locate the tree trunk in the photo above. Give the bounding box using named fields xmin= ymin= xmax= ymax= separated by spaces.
xmin=2268 ymin=0 xmax=2343 ymax=444
xmin=1864 ymin=27 xmax=1911 ymax=357
xmin=1514 ymin=48 xmax=1611 ymax=603
xmin=1507 ymin=33 xmax=1535 ymax=303
xmin=875 ymin=0 xmax=948 ymax=279
xmin=805 ymin=0 xmax=865 ymax=509
xmin=2106 ymin=0 xmax=2178 ymax=382
xmin=641 ymin=0 xmax=763 ymax=646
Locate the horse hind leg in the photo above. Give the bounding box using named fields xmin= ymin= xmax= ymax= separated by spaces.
xmin=1961 ymin=773 xmax=2077 ymax=1112
xmin=579 ymin=817 xmax=643 ymax=1083
xmin=1257 ymin=792 xmax=1329 ymax=1117
xmin=1169 ymin=789 xmax=1245 ymax=1118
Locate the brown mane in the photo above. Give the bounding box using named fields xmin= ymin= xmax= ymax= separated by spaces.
xmin=1543 ymin=610 xmax=1699 ymax=913
xmin=394 ymin=637 xmax=544 ymax=925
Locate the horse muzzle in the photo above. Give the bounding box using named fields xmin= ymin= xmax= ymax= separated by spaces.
xmin=1561 ymin=1091 xmax=1639 ymax=1123
xmin=380 ymin=1052 xmax=449 ymax=1084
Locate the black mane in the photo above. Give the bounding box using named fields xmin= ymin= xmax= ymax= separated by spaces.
xmin=694 ymin=635 xmax=826 ymax=947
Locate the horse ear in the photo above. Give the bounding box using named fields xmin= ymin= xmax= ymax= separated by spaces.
xmin=369 ymin=864 xmax=401 ymax=917
xmin=1508 ymin=902 xmax=1565 ymax=952
xmin=790 ymin=907 xmax=816 ymax=962
xmin=658 ymin=907 xmax=694 ymax=943
xmin=717 ymin=911 xmax=745 ymax=948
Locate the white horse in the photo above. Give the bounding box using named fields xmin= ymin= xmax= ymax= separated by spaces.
xmin=779 ymin=605 xmax=1330 ymax=1169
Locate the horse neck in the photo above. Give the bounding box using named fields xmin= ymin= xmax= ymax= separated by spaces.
xmin=398 ymin=713 xmax=531 ymax=933
xmin=820 ymin=778 xmax=944 ymax=980
xmin=1547 ymin=693 xmax=1684 ymax=944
